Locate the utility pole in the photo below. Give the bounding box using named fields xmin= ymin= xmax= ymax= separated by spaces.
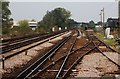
xmin=103 ymin=8 xmax=105 ymax=28
xmin=101 ymin=8 xmax=105 ymax=36
xmin=99 ymin=12 xmax=102 ymax=27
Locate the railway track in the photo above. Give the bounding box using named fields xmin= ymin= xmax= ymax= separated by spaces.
xmin=1 ymin=32 xmax=48 ymax=46
xmin=67 ymin=30 xmax=120 ymax=78
xmin=16 ymin=29 xmax=120 ymax=79
xmin=16 ymin=30 xmax=78 ymax=79
xmin=0 ymin=30 xmax=70 ymax=61
xmin=1 ymin=30 xmax=68 ymax=54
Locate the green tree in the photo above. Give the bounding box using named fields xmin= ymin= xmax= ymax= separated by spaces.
xmin=52 ymin=8 xmax=71 ymax=29
xmin=66 ymin=19 xmax=78 ymax=28
xmin=18 ymin=20 xmax=32 ymax=35
xmin=88 ymin=20 xmax=95 ymax=29
xmin=1 ymin=0 xmax=13 ymax=34
xmin=42 ymin=11 xmax=56 ymax=31
xmin=36 ymin=21 xmax=48 ymax=33
xmin=97 ymin=21 xmax=102 ymax=26
xmin=38 ymin=7 xmax=71 ymax=32
xmin=0 ymin=1 xmax=2 ymax=35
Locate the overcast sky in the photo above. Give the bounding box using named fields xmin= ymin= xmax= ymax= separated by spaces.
xmin=9 ymin=1 xmax=118 ymax=23
xmin=8 ymin=0 xmax=118 ymax=2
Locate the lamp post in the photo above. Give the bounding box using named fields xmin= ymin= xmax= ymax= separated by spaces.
xmin=102 ymin=8 xmax=105 ymax=34
xmin=101 ymin=8 xmax=105 ymax=36
xmin=99 ymin=12 xmax=102 ymax=27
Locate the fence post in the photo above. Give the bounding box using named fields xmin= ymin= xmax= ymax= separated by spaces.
xmin=25 ymin=50 xmax=27 ymax=55
xmin=2 ymin=55 xmax=5 ymax=69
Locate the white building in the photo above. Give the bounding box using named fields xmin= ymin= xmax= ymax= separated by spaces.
xmin=12 ymin=20 xmax=38 ymax=30
xmin=29 ymin=21 xmax=37 ymax=30
xmin=11 ymin=21 xmax=19 ymax=28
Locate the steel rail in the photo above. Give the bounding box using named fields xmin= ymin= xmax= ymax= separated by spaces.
xmin=62 ymin=46 xmax=97 ymax=79
xmin=1 ymin=30 xmax=68 ymax=44
xmin=2 ymin=32 xmax=62 ymax=53
xmin=4 ymin=39 xmax=48 ymax=60
xmin=28 ymin=32 xmax=99 ymax=78
xmin=97 ymin=47 xmax=120 ymax=68
xmin=2 ymin=34 xmax=48 ymax=53
xmin=24 ymin=34 xmax=72 ymax=79
xmin=1 ymin=30 xmax=68 ymax=54
xmin=89 ymin=34 xmax=120 ymax=71
xmin=89 ymin=35 xmax=120 ymax=67
xmin=1 ymin=33 xmax=48 ymax=46
xmin=16 ymin=30 xmax=119 ymax=79
xmin=62 ymin=33 xmax=119 ymax=78
xmin=31 ymin=33 xmax=92 ymax=78
xmin=89 ymin=34 xmax=117 ymax=52
xmin=55 ymin=33 xmax=78 ymax=79
xmin=1 ymin=34 xmax=49 ymax=48
xmin=16 ymin=33 xmax=73 ymax=79
xmin=32 ymin=53 xmax=67 ymax=78
xmin=60 ymin=35 xmax=100 ymax=78
xmin=0 ymin=31 xmax=67 ymax=60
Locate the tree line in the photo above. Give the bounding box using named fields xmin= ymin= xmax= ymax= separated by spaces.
xmin=37 ymin=7 xmax=78 ymax=32
xmin=1 ymin=0 xmax=13 ymax=35
xmin=1 ymin=1 xmax=78 ymax=37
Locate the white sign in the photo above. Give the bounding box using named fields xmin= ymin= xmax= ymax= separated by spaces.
xmin=105 ymin=28 xmax=114 ymax=39
xmin=52 ymin=27 xmax=55 ymax=32
xmin=65 ymin=27 xmax=67 ymax=30
xmin=59 ymin=27 xmax=61 ymax=31
xmin=105 ymin=28 xmax=110 ymax=37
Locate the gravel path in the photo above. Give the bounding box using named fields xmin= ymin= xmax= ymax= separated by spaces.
xmin=75 ymin=52 xmax=119 ymax=77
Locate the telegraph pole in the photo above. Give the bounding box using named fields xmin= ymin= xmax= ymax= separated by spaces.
xmin=99 ymin=12 xmax=102 ymax=27
xmin=103 ymin=8 xmax=105 ymax=28
xmin=101 ymin=8 xmax=105 ymax=36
